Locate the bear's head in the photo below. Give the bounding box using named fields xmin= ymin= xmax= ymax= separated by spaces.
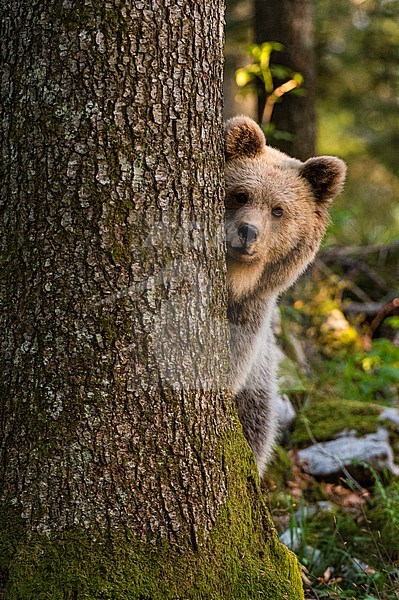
xmin=224 ymin=116 xmax=346 ymax=301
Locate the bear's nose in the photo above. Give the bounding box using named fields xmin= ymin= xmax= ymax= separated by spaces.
xmin=238 ymin=223 xmax=259 ymax=246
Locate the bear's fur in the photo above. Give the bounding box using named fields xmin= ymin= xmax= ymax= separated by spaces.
xmin=225 ymin=116 xmax=346 ymax=476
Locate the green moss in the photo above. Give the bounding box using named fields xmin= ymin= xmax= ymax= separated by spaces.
xmin=1 ymin=527 xmax=302 ymax=600
xmin=264 ymin=445 xmax=294 ymax=489
xmin=293 ymin=398 xmax=381 ymax=447
xmin=1 ymin=426 xmax=304 ymax=599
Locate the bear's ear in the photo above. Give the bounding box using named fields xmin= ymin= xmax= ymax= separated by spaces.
xmin=225 ymin=116 xmax=266 ymax=161
xmin=300 ymin=156 xmax=347 ymax=203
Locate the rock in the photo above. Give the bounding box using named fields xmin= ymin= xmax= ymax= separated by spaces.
xmin=341 ymin=557 xmax=372 ymax=578
xmin=351 ymin=557 xmax=370 ymax=572
xmin=379 ymin=407 xmax=399 ymax=430
xmin=275 ymin=394 xmax=296 ymax=436
xmin=298 ymin=428 xmax=399 ymax=478
xmin=279 ymin=527 xmax=321 ymax=566
xmin=279 ymin=527 xmax=303 ymax=552
xmin=335 ymin=428 xmax=358 ymax=438
xmin=316 ymin=500 xmax=335 ymax=513
xmin=294 ymin=501 xmax=334 ymax=522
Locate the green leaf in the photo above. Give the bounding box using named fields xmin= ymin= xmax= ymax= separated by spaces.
xmin=270 ymin=65 xmax=292 ymax=79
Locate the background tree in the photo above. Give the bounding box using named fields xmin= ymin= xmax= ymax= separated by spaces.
xmin=224 ymin=0 xmax=253 ymax=119
xmin=253 ymin=0 xmax=316 ymax=159
xmin=225 ymin=0 xmax=316 ymax=160
xmin=0 ymin=1 xmax=303 ymax=598
xmin=316 ymin=0 xmax=399 ymax=246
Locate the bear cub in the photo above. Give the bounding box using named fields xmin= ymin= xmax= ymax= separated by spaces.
xmin=225 ymin=116 xmax=346 ymax=476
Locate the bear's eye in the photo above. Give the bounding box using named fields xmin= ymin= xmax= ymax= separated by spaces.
xmin=272 ymin=207 xmax=283 ymax=218
xmin=235 ymin=192 xmax=248 ymax=205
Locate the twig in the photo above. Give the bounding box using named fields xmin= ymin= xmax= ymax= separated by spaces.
xmin=344 ymin=301 xmax=391 ymax=315
xmin=369 ymin=297 xmax=399 ymax=336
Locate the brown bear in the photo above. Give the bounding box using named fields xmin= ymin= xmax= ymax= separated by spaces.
xmin=225 ymin=116 xmax=346 ymax=476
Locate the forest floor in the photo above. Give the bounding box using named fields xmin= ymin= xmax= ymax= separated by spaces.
xmin=266 ymin=243 xmax=399 ymax=600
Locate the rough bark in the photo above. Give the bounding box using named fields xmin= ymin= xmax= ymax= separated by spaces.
xmin=254 ymin=0 xmax=316 ymax=160
xmin=0 ymin=1 xmax=303 ymax=598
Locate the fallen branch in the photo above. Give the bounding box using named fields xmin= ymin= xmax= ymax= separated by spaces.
xmin=321 ymin=239 xmax=399 ymax=260
xmin=344 ymin=301 xmax=392 ymax=315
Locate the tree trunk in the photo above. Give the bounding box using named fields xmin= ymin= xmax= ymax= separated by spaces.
xmin=0 ymin=1 xmax=303 ymax=598
xmin=254 ymin=0 xmax=316 ymax=160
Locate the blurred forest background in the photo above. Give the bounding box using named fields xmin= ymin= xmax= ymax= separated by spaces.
xmin=224 ymin=1 xmax=399 ymax=598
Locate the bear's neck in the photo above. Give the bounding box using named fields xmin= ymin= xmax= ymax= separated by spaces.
xmin=227 ymin=292 xmax=277 ymax=332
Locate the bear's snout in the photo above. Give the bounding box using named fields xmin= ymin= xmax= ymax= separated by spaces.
xmin=238 ymin=223 xmax=259 ymax=247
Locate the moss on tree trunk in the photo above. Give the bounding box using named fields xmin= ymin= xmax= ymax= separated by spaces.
xmin=0 ymin=1 xmax=303 ymax=598
xmin=1 ymin=442 xmax=303 ymax=599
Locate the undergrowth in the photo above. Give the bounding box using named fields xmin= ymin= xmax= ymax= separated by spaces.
xmin=268 ymin=272 xmax=399 ymax=599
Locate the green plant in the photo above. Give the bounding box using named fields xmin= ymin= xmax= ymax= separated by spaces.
xmin=291 ymin=503 xmax=399 ymax=599
xmin=235 ymin=42 xmax=303 ymax=139
xmin=314 ymin=338 xmax=399 ymax=406
xmin=282 ymin=278 xmax=399 ymax=407
xmin=368 ymin=472 xmax=399 ymax=563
